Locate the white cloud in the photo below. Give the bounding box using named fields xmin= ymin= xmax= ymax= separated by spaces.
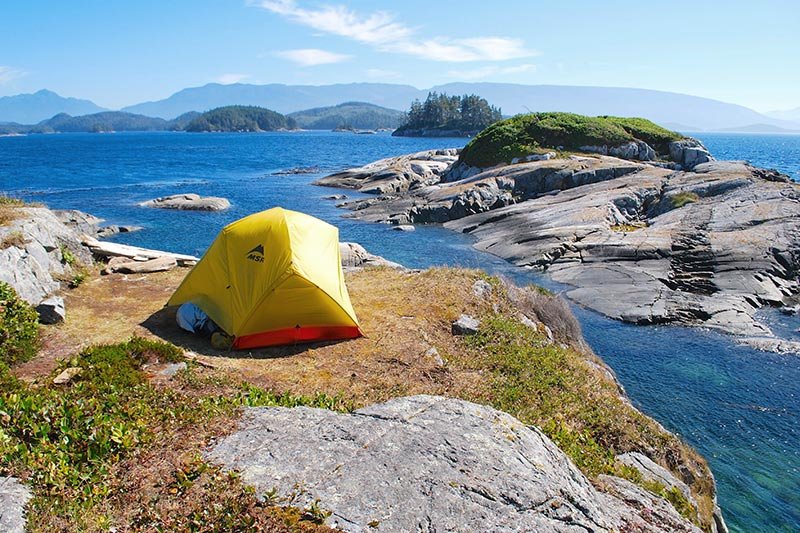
xmin=216 ymin=73 xmax=250 ymax=84
xmin=274 ymin=48 xmax=351 ymax=66
xmin=447 ymin=63 xmax=537 ymax=80
xmin=0 ymin=66 xmax=27 ymax=84
xmin=258 ymin=0 xmax=410 ymax=45
xmin=254 ymin=1 xmax=537 ymax=63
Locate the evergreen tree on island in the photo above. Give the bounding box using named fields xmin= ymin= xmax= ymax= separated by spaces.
xmin=393 ymin=92 xmax=502 ymax=137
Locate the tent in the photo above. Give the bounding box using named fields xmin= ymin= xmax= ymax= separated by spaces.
xmin=167 ymin=207 xmax=362 ymax=349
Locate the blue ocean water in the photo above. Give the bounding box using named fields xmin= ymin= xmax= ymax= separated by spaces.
xmin=1 ymin=131 xmax=798 ymax=532
xmin=692 ymin=132 xmax=800 ymax=182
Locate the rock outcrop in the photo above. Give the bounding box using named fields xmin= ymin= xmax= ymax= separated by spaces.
xmin=319 ymin=153 xmax=800 ymax=344
xmin=54 ymin=209 xmax=141 ymax=239
xmin=315 ymin=149 xmax=459 ymax=195
xmin=339 ymin=242 xmax=403 ymax=270
xmin=669 ymin=139 xmax=715 ymax=170
xmin=141 ymin=193 xmax=230 ymax=211
xmin=208 ymin=395 xmax=701 ymax=532
xmin=0 ymin=207 xmax=92 ymax=307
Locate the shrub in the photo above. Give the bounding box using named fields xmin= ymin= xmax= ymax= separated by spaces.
xmin=0 ymin=281 xmax=39 ymax=366
xmin=503 ymin=281 xmax=583 ymax=344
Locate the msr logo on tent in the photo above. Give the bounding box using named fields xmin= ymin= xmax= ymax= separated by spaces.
xmin=246 ymin=244 xmax=264 ymax=263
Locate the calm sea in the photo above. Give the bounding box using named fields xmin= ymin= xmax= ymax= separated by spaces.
xmin=1 ymin=131 xmax=798 ymax=532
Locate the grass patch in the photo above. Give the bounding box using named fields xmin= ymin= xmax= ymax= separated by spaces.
xmin=0 ymin=281 xmax=40 ymax=366
xmin=0 ymin=195 xmax=27 ymax=227
xmin=670 ymin=191 xmax=700 ymax=208
xmin=0 ymin=336 xmax=345 ymax=531
xmin=0 ymin=230 xmax=28 ymax=249
xmin=459 ymin=112 xmax=683 ymax=168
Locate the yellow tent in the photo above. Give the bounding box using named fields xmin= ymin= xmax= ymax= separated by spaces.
xmin=168 ymin=207 xmax=362 ymax=349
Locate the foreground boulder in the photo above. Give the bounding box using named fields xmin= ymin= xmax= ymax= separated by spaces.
xmin=141 ymin=193 xmax=230 ymax=211
xmin=207 ymin=395 xmax=701 ymax=532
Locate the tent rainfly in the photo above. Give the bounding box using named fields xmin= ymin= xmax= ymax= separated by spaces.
xmin=168 ymin=207 xmax=362 ymax=349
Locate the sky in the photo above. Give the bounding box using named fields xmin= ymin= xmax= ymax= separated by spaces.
xmin=0 ymin=0 xmax=798 ymax=112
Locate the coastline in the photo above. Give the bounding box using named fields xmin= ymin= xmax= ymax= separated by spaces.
xmin=314 ymin=148 xmax=800 ymax=354
xmin=2 ymin=131 xmax=799 ymax=531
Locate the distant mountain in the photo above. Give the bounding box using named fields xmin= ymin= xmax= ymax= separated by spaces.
xmin=0 ymin=89 xmax=106 ymax=123
xmin=122 ymin=83 xmax=421 ymax=119
xmin=185 ymin=105 xmax=295 ymax=132
xmin=116 ymin=82 xmax=800 ymax=132
xmin=765 ymin=107 xmax=800 ymax=122
xmin=288 ymin=102 xmax=405 ymax=130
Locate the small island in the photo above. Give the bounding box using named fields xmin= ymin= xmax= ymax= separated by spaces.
xmin=184 ymin=105 xmax=297 ymax=132
xmin=392 ymin=92 xmax=502 ymax=137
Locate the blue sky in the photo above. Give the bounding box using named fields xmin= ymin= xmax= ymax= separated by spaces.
xmin=1 ymin=0 xmax=797 ymax=111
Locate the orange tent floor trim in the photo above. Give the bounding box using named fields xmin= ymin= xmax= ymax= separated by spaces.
xmin=232 ymin=325 xmax=363 ymax=349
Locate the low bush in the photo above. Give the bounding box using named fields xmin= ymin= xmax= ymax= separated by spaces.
xmin=0 ymin=281 xmax=39 ymax=366
xmin=504 ymin=282 xmax=583 ymax=344
xmin=0 ymin=336 xmax=344 ymax=530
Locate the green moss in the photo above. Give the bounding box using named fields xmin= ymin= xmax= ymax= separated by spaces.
xmin=0 ymin=281 xmax=39 ymax=366
xmin=459 ymin=112 xmax=683 ymax=168
xmin=670 ymin=191 xmax=700 ymax=208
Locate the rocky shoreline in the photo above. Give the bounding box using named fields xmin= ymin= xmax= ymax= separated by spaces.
xmin=0 ymin=200 xmax=731 ymax=531
xmin=315 ymin=147 xmax=800 ymax=352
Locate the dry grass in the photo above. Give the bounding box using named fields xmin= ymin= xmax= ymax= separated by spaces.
xmin=19 ymin=264 xmax=718 ymax=530
xmin=0 ymin=195 xmax=27 ymax=226
xmin=0 ymin=230 xmax=28 ymax=249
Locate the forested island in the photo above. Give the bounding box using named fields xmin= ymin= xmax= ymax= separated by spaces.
xmin=184 ymin=105 xmax=296 ymax=132
xmin=392 ymin=92 xmax=502 ymax=137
